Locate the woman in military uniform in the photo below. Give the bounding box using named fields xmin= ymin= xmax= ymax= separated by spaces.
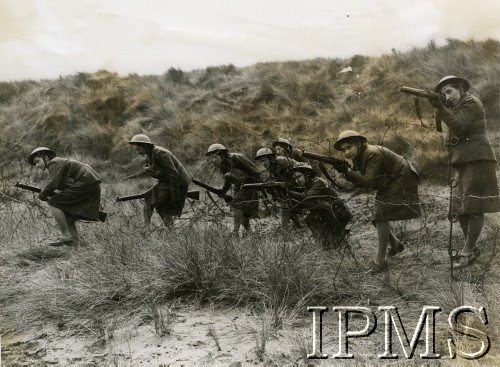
xmin=254 ymin=147 xmax=302 ymax=230
xmin=129 ymin=134 xmax=190 ymax=228
xmin=431 ymin=76 xmax=500 ymax=268
xmin=206 ymin=143 xmax=261 ymax=236
xmin=28 ymin=147 xmax=102 ymax=246
xmin=332 ymin=131 xmax=421 ymax=273
xmin=287 ymin=162 xmax=351 ymax=250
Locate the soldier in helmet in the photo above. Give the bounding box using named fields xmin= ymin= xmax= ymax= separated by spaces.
xmin=285 ymin=162 xmax=351 ymax=250
xmin=272 ymin=137 xmax=309 ymax=163
xmin=332 ymin=130 xmax=421 ymax=273
xmin=430 ymin=76 xmax=500 ymax=269
xmin=129 ymin=134 xmax=190 ymax=228
xmin=28 ymin=147 xmax=102 ymax=246
xmin=206 ymin=143 xmax=261 ymax=236
xmin=254 ymin=147 xmax=302 ymax=229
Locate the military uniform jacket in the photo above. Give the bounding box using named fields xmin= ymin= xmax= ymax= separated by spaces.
xmin=269 ymin=156 xmax=298 ymax=183
xmin=221 ymin=153 xmax=261 ymax=190
xmin=145 ymin=146 xmax=190 ymax=188
xmin=345 ymin=144 xmax=421 ymax=221
xmin=40 ymin=157 xmax=101 ymax=198
xmin=435 ymin=93 xmax=497 ymax=167
xmin=345 ymin=145 xmax=419 ymax=191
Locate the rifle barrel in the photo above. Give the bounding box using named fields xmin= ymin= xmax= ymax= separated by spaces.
xmin=302 ymin=151 xmax=342 ymax=166
xmin=14 ymin=182 xmax=41 ymax=193
xmin=398 ymin=86 xmax=437 ymax=99
xmin=116 ymin=193 xmax=145 ymax=202
xmin=242 ymin=182 xmax=286 ymax=189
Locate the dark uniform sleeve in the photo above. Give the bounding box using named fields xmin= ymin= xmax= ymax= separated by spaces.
xmin=224 ymin=154 xmax=261 ymax=185
xmin=152 ymin=150 xmax=182 ymax=201
xmin=287 ymin=179 xmax=330 ymax=210
xmin=345 ymin=151 xmax=387 ymax=190
xmin=435 ymin=97 xmax=482 ymax=139
xmin=39 ymin=161 xmax=65 ymax=200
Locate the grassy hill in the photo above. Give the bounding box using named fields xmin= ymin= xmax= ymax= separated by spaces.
xmin=1 ymin=38 xmax=500 ymax=184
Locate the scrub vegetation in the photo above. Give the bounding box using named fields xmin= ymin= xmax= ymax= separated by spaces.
xmin=1 ymin=38 xmax=500 ymax=365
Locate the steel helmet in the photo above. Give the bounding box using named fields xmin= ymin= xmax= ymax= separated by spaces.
xmin=255 ymin=147 xmax=274 ymax=160
xmin=129 ymin=134 xmax=154 ymax=145
xmin=272 ymin=138 xmax=292 ymax=149
xmin=292 ymin=162 xmax=315 ymax=173
xmin=206 ymin=143 xmax=227 ymax=156
xmin=434 ymin=75 xmax=469 ymax=93
xmin=28 ymin=147 xmax=56 ymax=165
xmin=334 ymin=130 xmax=367 ymax=151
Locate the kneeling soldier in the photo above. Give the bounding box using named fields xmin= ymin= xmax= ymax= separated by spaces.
xmin=287 ymin=162 xmax=351 ymax=250
xmin=129 ymin=134 xmax=190 ymax=228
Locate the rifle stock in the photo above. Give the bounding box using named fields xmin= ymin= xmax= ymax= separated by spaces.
xmin=191 ymin=179 xmax=233 ymax=204
xmin=14 ymin=182 xmax=107 ymax=222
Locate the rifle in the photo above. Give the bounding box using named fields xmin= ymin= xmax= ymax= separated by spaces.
xmin=398 ymin=86 xmax=444 ymax=130
xmin=241 ymin=182 xmax=304 ymax=192
xmin=116 ymin=190 xmax=200 ymax=202
xmin=191 ymin=179 xmax=233 ymax=204
xmin=14 ymin=182 xmax=107 ymax=222
xmin=398 ymin=86 xmax=440 ymax=101
xmin=301 ymin=151 xmax=350 ymax=171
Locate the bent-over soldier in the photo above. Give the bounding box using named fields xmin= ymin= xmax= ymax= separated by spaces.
xmin=206 ymin=143 xmax=261 ymax=236
xmin=332 ymin=130 xmax=421 ymax=273
xmin=129 ymin=134 xmax=190 ymax=228
xmin=28 ymin=147 xmax=102 ymax=246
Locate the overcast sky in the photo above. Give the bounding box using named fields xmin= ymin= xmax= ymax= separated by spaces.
xmin=1 ymin=0 xmax=499 ymax=81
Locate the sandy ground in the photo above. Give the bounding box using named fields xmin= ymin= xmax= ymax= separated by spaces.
xmin=1 ymin=304 xmax=309 ymax=365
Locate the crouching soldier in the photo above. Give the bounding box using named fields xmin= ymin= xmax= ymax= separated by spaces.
xmin=286 ymin=162 xmax=351 ymax=250
xmin=28 ymin=147 xmax=102 ymax=246
xmin=206 ymin=144 xmax=261 ymax=237
xmin=254 ymin=147 xmax=303 ymax=230
xmin=332 ymin=130 xmax=421 ymax=273
xmin=129 ymin=134 xmax=190 ymax=228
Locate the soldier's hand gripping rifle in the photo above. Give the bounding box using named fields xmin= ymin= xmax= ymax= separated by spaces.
xmin=191 ymin=179 xmax=233 ymax=204
xmin=398 ymin=85 xmax=445 ymax=131
xmin=14 ymin=182 xmax=108 ymax=222
xmin=116 ymin=190 xmax=200 ymax=202
xmin=301 ymin=151 xmax=351 ymax=173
